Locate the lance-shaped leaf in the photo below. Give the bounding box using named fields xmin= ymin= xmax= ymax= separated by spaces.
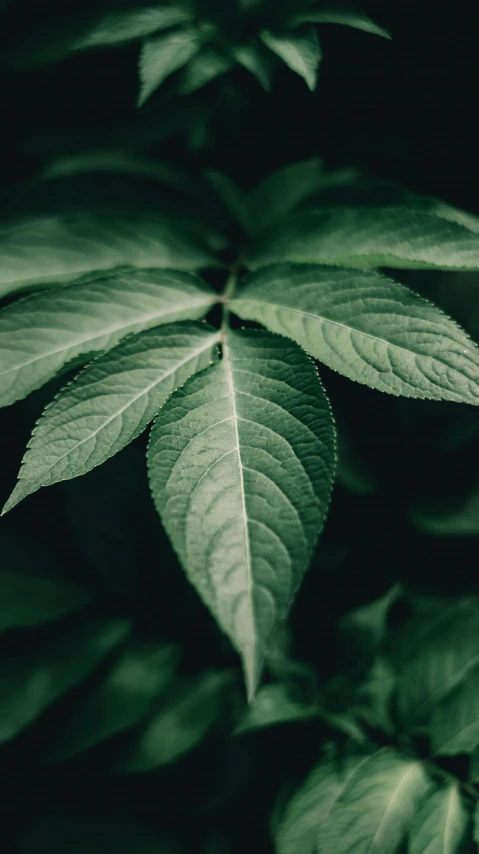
xmin=148 ymin=328 xmax=336 ymax=697
xmin=430 ymin=663 xmax=479 ymax=756
xmin=260 ymin=26 xmax=321 ymax=90
xmin=232 ymin=39 xmax=277 ymax=90
xmin=3 ymin=322 xmax=220 ymax=512
xmin=248 ymin=207 xmax=479 ymax=270
xmin=74 ymin=5 xmax=194 ymax=51
xmin=275 ymin=749 xmax=374 ymax=854
xmin=0 ymin=270 xmax=216 ymax=408
xmin=231 ymin=264 xmax=479 ymax=402
xmin=249 ymin=158 xmax=326 ymax=234
xmin=0 ymin=619 xmax=129 ymax=743
xmin=0 ymin=212 xmax=216 ymax=298
xmin=123 ymin=671 xmax=230 ymax=770
xmin=409 ymin=782 xmax=472 ymax=854
xmin=49 ymin=643 xmax=179 ymax=761
xmin=0 ymin=569 xmax=90 ymax=634
xmin=235 ymin=683 xmax=321 ymax=734
xmin=387 ymin=596 xmax=479 ymax=731
xmin=292 ymin=5 xmax=391 ymax=39
xmin=138 ymin=27 xmax=202 ymax=107
xmin=319 ymin=748 xmax=430 ymax=854
xmin=176 ymin=46 xmax=234 ymax=95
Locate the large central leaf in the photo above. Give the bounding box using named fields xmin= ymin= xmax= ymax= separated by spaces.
xmin=148 ymin=328 xmax=336 ymax=696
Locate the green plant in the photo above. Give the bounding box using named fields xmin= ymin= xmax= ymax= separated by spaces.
xmin=2 ymin=2 xmax=479 ymax=853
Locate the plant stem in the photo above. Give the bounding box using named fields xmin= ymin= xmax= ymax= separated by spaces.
xmin=221 ymin=269 xmax=238 ymax=335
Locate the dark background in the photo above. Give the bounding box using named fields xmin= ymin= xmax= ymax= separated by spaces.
xmin=1 ymin=1 xmax=479 ymax=851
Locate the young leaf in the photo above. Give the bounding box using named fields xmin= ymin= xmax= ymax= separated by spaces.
xmin=148 ymin=329 xmax=336 ymax=697
xmin=248 ymin=207 xmax=479 ymax=270
xmin=0 ymin=270 xmax=216 ymax=408
xmin=275 ymin=749 xmax=374 ymax=854
xmin=430 ymin=664 xmax=479 ymax=756
xmin=204 ymin=170 xmax=250 ymax=231
xmin=0 ymin=212 xmax=216 ymax=298
xmin=231 ymin=264 xmax=479 ymax=402
xmin=340 ymin=585 xmax=403 ymax=656
xmin=138 ymin=27 xmax=202 ymax=107
xmin=74 ymin=6 xmax=194 ymax=51
xmin=235 ymin=683 xmax=320 ymax=734
xmin=20 ymin=816 xmax=177 ymax=854
xmin=408 ymin=782 xmax=472 ymax=854
xmin=232 ymin=39 xmax=278 ymax=90
xmin=49 ymin=643 xmax=179 ymax=761
xmin=122 ymin=671 xmax=229 ymax=770
xmin=0 ymin=619 xmax=129 ymax=743
xmin=293 ymin=5 xmax=391 ymax=40
xmin=388 ymin=597 xmax=479 ymax=731
xmin=318 ymin=748 xmax=430 ymax=854
xmin=260 ymin=26 xmax=322 ymax=90
xmin=3 ymin=322 xmax=220 ymax=512
xmin=249 ymin=157 xmax=326 ymax=233
xmin=176 ymin=46 xmax=233 ymax=95
xmin=0 ymin=569 xmax=90 ymax=634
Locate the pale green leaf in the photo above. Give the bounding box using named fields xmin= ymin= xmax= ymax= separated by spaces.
xmin=148 ymin=328 xmax=336 ymax=697
xmin=388 ymin=597 xmax=479 ymax=731
xmin=20 ymin=816 xmax=177 ymax=854
xmin=0 ymin=570 xmax=90 ymax=633
xmin=293 ymin=5 xmax=391 ymax=39
xmin=319 ymin=748 xmax=430 ymax=854
xmin=235 ymin=683 xmax=320 ymax=734
xmin=0 ymin=212 xmax=216 ymax=298
xmin=231 ymin=263 xmax=479 ymax=402
xmin=248 ymin=207 xmax=479 ymax=270
xmin=123 ymin=671 xmax=229 ymax=770
xmin=74 ymin=6 xmax=193 ymax=50
xmin=260 ymin=26 xmax=321 ymax=90
xmin=275 ymin=749 xmax=374 ymax=854
xmin=232 ymin=39 xmax=277 ymax=90
xmin=430 ymin=664 xmax=479 ymax=756
xmin=138 ymin=27 xmax=202 ymax=106
xmin=408 ymin=782 xmax=472 ymax=854
xmin=49 ymin=643 xmax=179 ymax=761
xmin=0 ymin=619 xmax=129 ymax=743
xmin=0 ymin=269 xmax=215 ymax=408
xmin=249 ymin=158 xmax=326 ymax=233
xmin=176 ymin=46 xmax=233 ymax=94
xmin=3 ymin=322 xmax=220 ymax=511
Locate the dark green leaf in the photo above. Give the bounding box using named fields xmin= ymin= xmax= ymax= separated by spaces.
xmin=0 ymin=569 xmax=90 ymax=634
xmin=137 ymin=27 xmax=202 ymax=106
xmin=260 ymin=26 xmax=321 ymax=90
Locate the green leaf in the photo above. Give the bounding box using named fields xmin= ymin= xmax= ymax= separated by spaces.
xmin=74 ymin=6 xmax=194 ymax=50
xmin=275 ymin=749 xmax=374 ymax=854
xmin=235 ymin=683 xmax=320 ymax=733
xmin=205 ymin=170 xmax=250 ymax=231
xmin=0 ymin=619 xmax=129 ymax=743
xmin=20 ymin=816 xmax=177 ymax=854
xmin=340 ymin=585 xmax=403 ymax=656
xmin=260 ymin=26 xmax=321 ymax=90
xmin=49 ymin=643 xmax=179 ymax=761
xmin=248 ymin=158 xmax=326 ymax=234
xmin=248 ymin=207 xmax=479 ymax=270
xmin=388 ymin=597 xmax=479 ymax=731
xmin=148 ymin=328 xmax=336 ymax=697
xmin=293 ymin=5 xmax=391 ymax=39
xmin=138 ymin=26 xmax=202 ymax=106
xmin=232 ymin=264 xmax=479 ymax=402
xmin=3 ymin=322 xmax=220 ymax=511
xmin=319 ymin=748 xmax=430 ymax=854
xmin=0 ymin=269 xmax=215 ymax=408
xmin=430 ymin=664 xmax=479 ymax=756
xmin=411 ymin=486 xmax=479 ymax=537
xmin=408 ymin=782 xmax=472 ymax=854
xmin=0 ymin=569 xmax=90 ymax=633
xmin=0 ymin=212 xmax=216 ymax=298
xmin=123 ymin=671 xmax=230 ymax=770
xmin=176 ymin=46 xmax=233 ymax=94
xmin=232 ymin=39 xmax=278 ymax=90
